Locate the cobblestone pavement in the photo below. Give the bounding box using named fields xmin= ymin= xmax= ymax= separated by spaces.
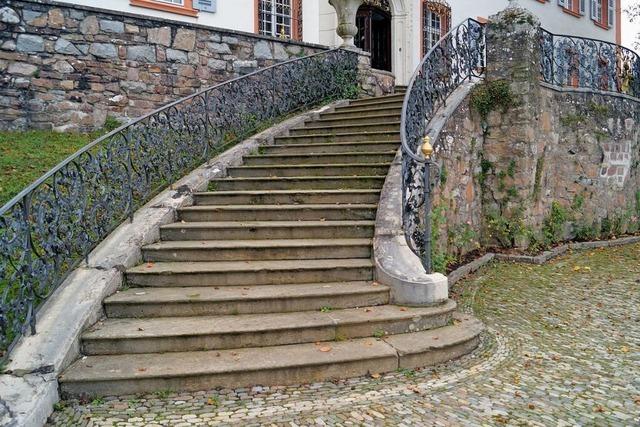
xmin=48 ymin=244 xmax=640 ymax=426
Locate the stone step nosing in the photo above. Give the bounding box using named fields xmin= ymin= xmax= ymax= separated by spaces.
xmin=229 ymin=162 xmax=392 ymax=170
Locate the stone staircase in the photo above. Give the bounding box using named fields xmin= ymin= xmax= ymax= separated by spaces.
xmin=59 ymin=92 xmax=483 ymax=397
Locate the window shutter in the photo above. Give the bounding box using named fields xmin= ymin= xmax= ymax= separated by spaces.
xmin=579 ymin=0 xmax=586 ymax=14
xmin=558 ymin=0 xmax=566 ymax=6
xmin=193 ymin=0 xmax=217 ymax=12
xmin=607 ymin=0 xmax=614 ymax=26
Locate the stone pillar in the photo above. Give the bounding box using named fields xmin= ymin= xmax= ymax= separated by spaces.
xmin=480 ymin=5 xmax=546 ymax=247
xmin=328 ymin=0 xmax=363 ymax=47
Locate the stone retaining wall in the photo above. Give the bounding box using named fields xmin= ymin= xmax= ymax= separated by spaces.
xmin=0 ymin=0 xmax=328 ymax=131
xmin=429 ymin=7 xmax=640 ymax=266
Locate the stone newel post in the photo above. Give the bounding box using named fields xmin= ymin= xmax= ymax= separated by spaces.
xmin=328 ymin=0 xmax=364 ymax=47
xmin=482 ymin=5 xmax=546 ymax=247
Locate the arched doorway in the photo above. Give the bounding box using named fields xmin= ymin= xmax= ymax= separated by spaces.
xmin=355 ymin=0 xmax=392 ymax=72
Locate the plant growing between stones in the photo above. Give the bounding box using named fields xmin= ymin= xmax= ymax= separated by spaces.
xmin=469 ymin=80 xmax=515 ymax=124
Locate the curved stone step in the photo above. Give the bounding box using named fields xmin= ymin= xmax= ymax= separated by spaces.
xmin=160 ymin=220 xmax=375 ymax=241
xmin=275 ymin=132 xmax=398 ymax=144
xmin=192 ymin=189 xmax=381 ymax=205
xmin=81 ymin=302 xmax=456 ymax=355
xmin=59 ymin=313 xmax=481 ymax=397
xmin=209 ymin=176 xmax=386 ymax=191
xmin=227 ymin=163 xmax=392 ymax=178
xmin=308 ymin=113 xmax=401 ymax=127
xmin=126 ymin=258 xmax=375 ymax=287
xmin=346 ymin=94 xmax=405 ymax=107
xmin=320 ymin=105 xmax=402 ymax=120
xmin=263 ymin=141 xmax=399 ymax=154
xmin=105 ymin=281 xmax=389 ymax=318
xmin=290 ymin=123 xmax=400 ymax=136
xmin=141 ymin=238 xmax=373 ymax=262
xmin=242 ymin=152 xmax=396 ymax=166
xmin=178 ymin=204 xmax=377 ymax=222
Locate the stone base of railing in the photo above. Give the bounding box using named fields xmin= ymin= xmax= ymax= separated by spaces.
xmin=373 ymin=151 xmax=448 ymax=305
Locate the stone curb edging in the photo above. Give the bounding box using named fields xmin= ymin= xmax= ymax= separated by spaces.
xmin=448 ymin=235 xmax=640 ymax=286
xmin=0 ymin=100 xmax=347 ymax=427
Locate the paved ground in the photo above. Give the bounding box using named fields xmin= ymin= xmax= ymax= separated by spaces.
xmin=48 ymin=243 xmax=640 ymax=426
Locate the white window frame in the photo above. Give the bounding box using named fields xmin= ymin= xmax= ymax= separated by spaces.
xmin=156 ymin=0 xmax=184 ymax=5
xmin=424 ymin=10 xmax=442 ymax=52
xmin=259 ymin=0 xmax=293 ymax=39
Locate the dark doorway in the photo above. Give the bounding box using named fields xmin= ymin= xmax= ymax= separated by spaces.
xmin=355 ymin=5 xmax=392 ymax=72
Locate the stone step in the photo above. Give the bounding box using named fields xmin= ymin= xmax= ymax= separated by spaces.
xmin=319 ymin=106 xmax=402 ymax=120
xmin=192 ymin=189 xmax=381 ymax=206
xmin=141 ymin=238 xmax=373 ymax=262
xmin=80 ymin=302 xmax=456 ymax=355
xmin=307 ymin=113 xmax=401 ymax=127
xmin=275 ymin=131 xmax=399 ymax=144
xmin=289 ymin=122 xmax=400 ymax=136
xmin=178 ymin=204 xmax=377 ymax=222
xmin=59 ymin=313 xmax=480 ymax=397
xmin=227 ymin=163 xmax=392 ymax=178
xmin=126 ymin=258 xmax=374 ymax=288
xmin=60 ymin=338 xmax=398 ymax=397
xmin=209 ymin=176 xmax=386 ymax=191
xmin=160 ymin=220 xmax=375 ymax=241
xmin=105 ymin=281 xmax=389 ymax=318
xmin=346 ymin=94 xmax=405 ymax=107
xmin=264 ymin=141 xmax=399 ymax=155
xmin=243 ymin=151 xmax=396 ymax=166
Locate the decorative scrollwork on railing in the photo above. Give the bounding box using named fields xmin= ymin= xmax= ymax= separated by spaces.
xmin=400 ymin=18 xmax=486 ymax=273
xmin=0 ymin=48 xmax=359 ymax=359
xmin=540 ymin=29 xmax=640 ymax=99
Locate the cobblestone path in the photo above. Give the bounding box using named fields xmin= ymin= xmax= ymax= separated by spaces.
xmin=48 ymin=243 xmax=640 ymax=426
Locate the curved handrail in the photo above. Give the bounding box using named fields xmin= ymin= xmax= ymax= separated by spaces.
xmin=540 ymin=28 xmax=640 ymax=99
xmin=0 ymin=48 xmax=359 ymax=359
xmin=399 ymin=19 xmax=486 ymax=272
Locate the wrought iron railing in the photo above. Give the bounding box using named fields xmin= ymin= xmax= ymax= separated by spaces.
xmin=540 ymin=29 xmax=640 ymax=98
xmin=0 ymin=48 xmax=358 ymax=359
xmin=400 ymin=19 xmax=486 ymax=273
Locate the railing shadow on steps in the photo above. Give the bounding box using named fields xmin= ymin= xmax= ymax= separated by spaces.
xmin=400 ymin=18 xmax=486 ymax=274
xmin=0 ymin=48 xmax=359 ymax=362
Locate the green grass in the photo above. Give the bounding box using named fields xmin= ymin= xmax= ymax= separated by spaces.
xmin=0 ymin=118 xmax=119 ymax=207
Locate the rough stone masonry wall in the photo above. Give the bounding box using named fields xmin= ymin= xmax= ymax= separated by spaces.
xmin=430 ymin=6 xmax=640 ymax=262
xmin=0 ymin=0 xmax=328 ymax=131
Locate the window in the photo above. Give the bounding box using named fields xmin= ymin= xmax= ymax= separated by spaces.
xmin=257 ymin=0 xmax=302 ymax=41
xmin=558 ymin=0 xmax=586 ymax=16
xmin=590 ymin=0 xmax=614 ymax=28
xmin=422 ymin=0 xmax=451 ymax=56
xmin=130 ymin=0 xmax=198 ymax=17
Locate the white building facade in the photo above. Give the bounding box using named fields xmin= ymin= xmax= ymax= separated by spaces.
xmin=63 ymin=0 xmax=623 ymax=84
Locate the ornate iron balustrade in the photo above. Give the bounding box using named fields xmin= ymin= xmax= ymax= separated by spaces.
xmin=540 ymin=29 xmax=640 ymax=99
xmin=400 ymin=18 xmax=486 ymax=273
xmin=0 ymin=48 xmax=358 ymax=359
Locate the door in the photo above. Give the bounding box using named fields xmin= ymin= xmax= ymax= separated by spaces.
xmin=355 ymin=5 xmax=392 ymax=72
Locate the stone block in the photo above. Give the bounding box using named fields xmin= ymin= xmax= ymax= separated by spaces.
xmin=0 ymin=6 xmax=20 ymax=24
xmin=208 ymin=42 xmax=231 ymax=54
xmin=16 ymin=34 xmax=44 ymax=53
xmin=23 ymin=9 xmax=45 ymax=26
xmin=1 ymin=40 xmax=16 ymax=51
xmin=89 ymin=42 xmax=117 ymax=59
xmin=125 ymin=23 xmax=139 ymax=33
xmin=7 ymin=61 xmax=38 ymax=76
xmin=173 ymin=28 xmax=196 ymax=50
xmin=52 ymin=60 xmax=74 ymax=73
xmin=54 ymin=38 xmax=81 ymax=55
xmin=147 ymin=26 xmax=172 ymax=47
xmin=207 ymin=58 xmax=226 ymax=70
xmin=273 ymin=43 xmax=289 ymax=60
xmin=127 ymin=45 xmax=156 ymax=62
xmin=80 ymin=16 xmax=99 ymax=35
xmin=166 ymin=48 xmax=188 ymax=63
xmin=100 ymin=19 xmax=124 ymax=33
xmin=254 ymin=40 xmax=272 ymax=59
xmin=48 ymin=9 xmax=65 ymax=28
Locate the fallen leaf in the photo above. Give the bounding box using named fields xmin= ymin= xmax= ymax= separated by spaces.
xmin=138 ymin=327 xmax=144 ymax=331
xmin=528 ymin=403 xmax=535 ymax=410
xmin=399 ymin=307 xmax=407 ymax=311
xmin=621 ymin=346 xmax=630 ymax=353
xmin=370 ymin=373 xmax=381 ymax=379
xmin=364 ymin=308 xmax=372 ymax=312
xmin=319 ymin=346 xmax=332 ymax=352
xmin=594 ymin=405 xmax=605 ymax=413
xmin=137 ymin=368 xmax=147 ymax=372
